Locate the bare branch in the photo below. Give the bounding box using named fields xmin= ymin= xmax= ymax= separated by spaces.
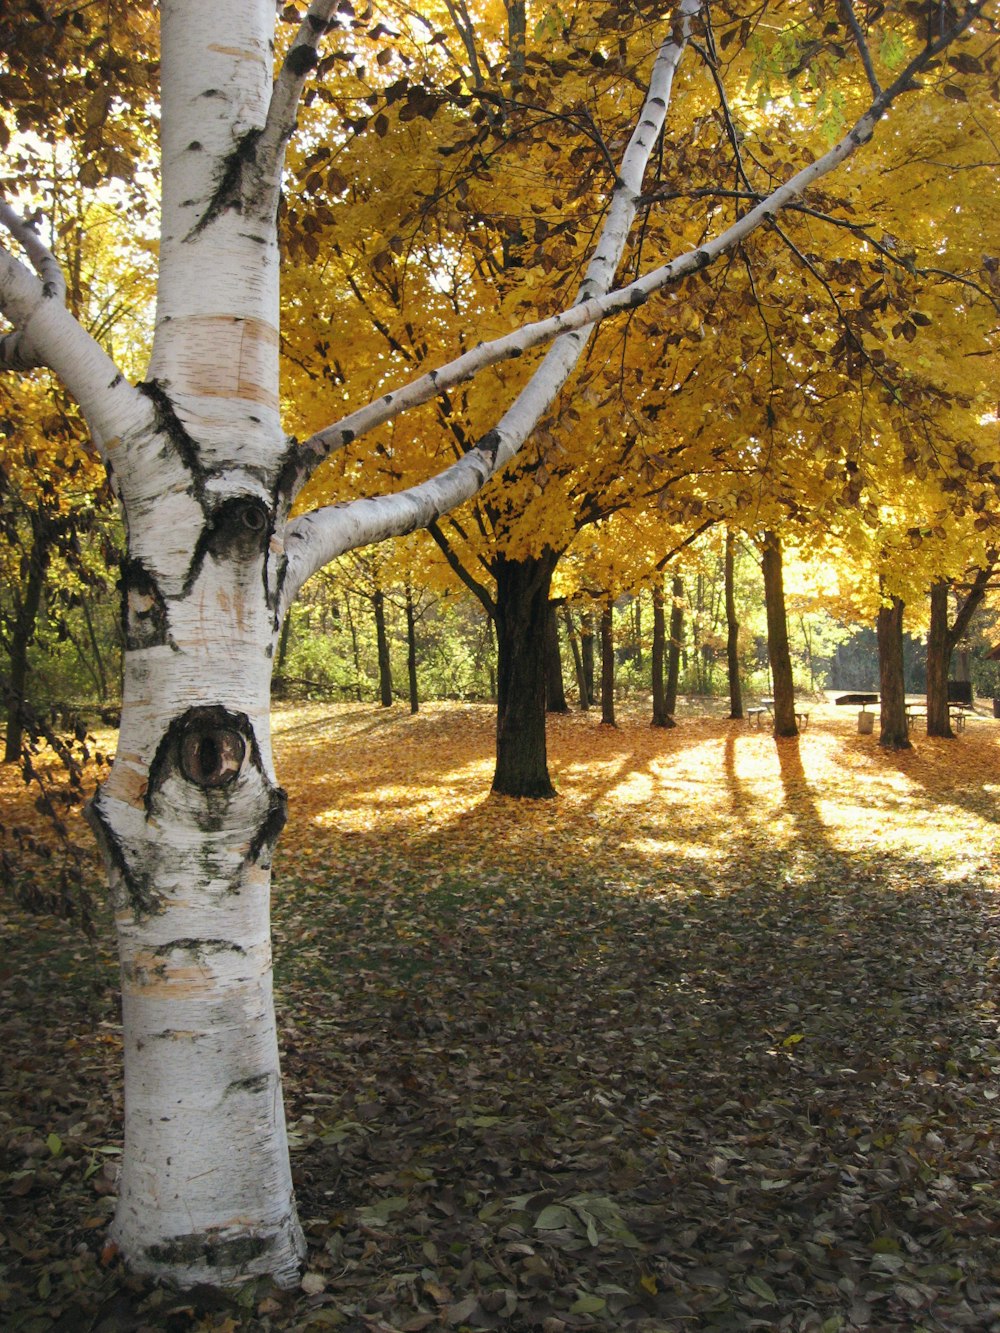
xmin=840 ymin=0 xmax=883 ymax=98
xmin=0 ymin=199 xmax=67 ymax=301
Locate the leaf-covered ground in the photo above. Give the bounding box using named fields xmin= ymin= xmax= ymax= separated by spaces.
xmin=3 ymin=700 xmax=1000 ymax=1332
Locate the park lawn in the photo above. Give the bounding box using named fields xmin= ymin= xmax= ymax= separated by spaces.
xmin=2 ymin=701 xmax=1000 ymax=1330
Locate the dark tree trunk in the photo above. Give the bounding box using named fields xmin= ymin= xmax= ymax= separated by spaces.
xmin=600 ymin=602 xmax=616 ymax=727
xmin=275 ymin=609 xmax=292 ymax=674
xmin=725 ymin=529 xmax=743 ymax=720
xmin=651 ymin=582 xmax=674 ymax=727
xmin=877 ymin=594 xmax=911 ymax=749
xmin=761 ymin=530 xmax=797 ymax=737
xmin=5 ymin=510 xmax=51 ymax=764
xmin=545 ymin=602 xmax=569 ymax=713
xmin=563 ymin=608 xmax=590 ymax=711
xmin=926 ymin=581 xmax=952 ymax=738
xmin=492 ymin=550 xmax=558 ymax=798
xmin=580 ymin=611 xmax=596 ymax=705
xmin=81 ymin=594 xmax=109 ymax=702
xmin=506 ymin=0 xmax=526 ymax=82
xmin=926 ymin=567 xmax=993 ymax=737
xmin=373 ymin=589 xmax=393 ymax=707
xmin=665 ymin=575 xmax=683 ymax=717
xmin=405 ymin=584 xmax=419 ymax=715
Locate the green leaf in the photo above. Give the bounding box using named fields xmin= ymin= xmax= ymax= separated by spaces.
xmin=570 ymin=1294 xmax=606 ymax=1314
xmin=46 ymin=1132 xmax=62 ymax=1158
xmin=356 ymin=1195 xmax=408 ymax=1226
xmin=535 ymin=1204 xmax=575 ymax=1230
xmin=746 ymin=1275 xmax=778 ymax=1304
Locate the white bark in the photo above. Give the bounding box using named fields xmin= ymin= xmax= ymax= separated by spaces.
xmin=149 ymin=0 xmax=284 ymax=453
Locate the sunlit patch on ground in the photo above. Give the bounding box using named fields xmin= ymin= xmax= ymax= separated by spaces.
xmin=4 ymin=700 xmax=1000 ymax=1329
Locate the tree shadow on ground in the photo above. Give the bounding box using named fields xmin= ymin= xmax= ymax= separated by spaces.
xmin=4 ymin=705 xmax=1000 ymax=1330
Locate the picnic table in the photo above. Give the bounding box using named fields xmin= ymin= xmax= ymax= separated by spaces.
xmin=833 ymin=693 xmax=975 ymax=733
xmin=746 ymin=697 xmax=811 ymax=729
xmin=905 ymin=700 xmax=973 ymax=732
xmin=834 ymin=692 xmax=879 ymax=711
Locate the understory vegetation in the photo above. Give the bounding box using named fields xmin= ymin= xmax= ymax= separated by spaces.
xmin=3 ymin=702 xmax=1000 ymax=1331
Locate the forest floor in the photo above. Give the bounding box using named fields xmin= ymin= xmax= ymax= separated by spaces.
xmin=3 ymin=699 xmax=1000 ymax=1332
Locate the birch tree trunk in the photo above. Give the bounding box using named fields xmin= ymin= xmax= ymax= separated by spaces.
xmin=82 ymin=0 xmax=304 ymax=1287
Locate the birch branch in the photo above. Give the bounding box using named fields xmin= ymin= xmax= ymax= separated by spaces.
xmin=284 ymin=0 xmax=990 ymax=524
xmin=281 ymin=0 xmax=703 ymax=605
xmin=0 ymin=199 xmax=67 ymax=370
xmin=0 ymin=227 xmax=152 ymax=487
xmin=257 ymin=1 xmax=340 ymax=190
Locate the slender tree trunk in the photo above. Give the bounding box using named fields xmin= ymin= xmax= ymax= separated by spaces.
xmin=275 ymin=611 xmax=292 ymax=675
xmin=761 ymin=530 xmax=797 ymax=737
xmin=563 ymin=608 xmax=589 ymax=711
xmin=345 ymin=594 xmax=363 ymax=701
xmin=506 ymin=0 xmax=527 ymax=82
xmin=665 ymin=575 xmax=683 ymax=717
xmin=4 ymin=509 xmax=51 ymax=763
xmin=486 ymin=616 xmax=497 ymax=702
xmin=545 ymin=602 xmax=569 ymax=712
xmin=926 ymin=567 xmax=993 ymax=737
xmin=373 ymin=588 xmax=393 ymax=707
xmin=651 ymin=581 xmax=674 ymax=727
xmin=725 ymin=529 xmax=743 ymax=720
xmin=492 ymin=550 xmax=557 ymax=798
xmin=81 ymin=592 xmax=110 ymax=701
xmin=64 ymin=618 xmax=108 ymax=700
xmin=926 ymin=581 xmax=953 ymax=738
xmin=405 ymin=584 xmax=419 ymax=714
xmin=877 ymin=594 xmax=911 ymax=749
xmin=580 ymin=611 xmax=595 ymax=705
xmin=601 ymin=601 xmax=616 ymax=727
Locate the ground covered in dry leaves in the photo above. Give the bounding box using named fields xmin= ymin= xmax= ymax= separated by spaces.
xmin=3 ymin=700 xmax=1000 ymax=1332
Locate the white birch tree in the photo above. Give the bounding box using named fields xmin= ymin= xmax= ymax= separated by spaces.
xmin=0 ymin=0 xmax=994 ymax=1289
